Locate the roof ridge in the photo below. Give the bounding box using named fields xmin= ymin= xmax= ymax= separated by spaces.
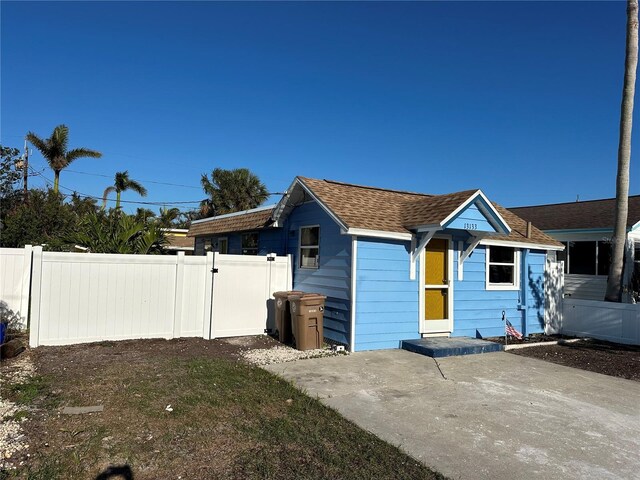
xmin=510 ymin=194 xmax=640 ymax=209
xmin=309 ymin=177 xmax=434 ymax=197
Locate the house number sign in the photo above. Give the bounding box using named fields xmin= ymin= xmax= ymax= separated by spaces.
xmin=464 ymin=223 xmax=478 ymax=230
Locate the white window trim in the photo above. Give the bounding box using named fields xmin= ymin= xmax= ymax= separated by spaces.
xmin=299 ymin=225 xmax=320 ymax=269
xmin=486 ymin=245 xmax=520 ymax=291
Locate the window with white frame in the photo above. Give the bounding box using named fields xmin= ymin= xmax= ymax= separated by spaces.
xmin=241 ymin=232 xmax=259 ymax=255
xmin=486 ymin=246 xmax=519 ymax=289
xmin=299 ymin=226 xmax=319 ymax=268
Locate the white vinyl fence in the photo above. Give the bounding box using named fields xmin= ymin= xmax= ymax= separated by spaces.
xmin=562 ymin=298 xmax=640 ymax=345
xmin=0 ymin=246 xmax=33 ymax=328
xmin=0 ymin=246 xmax=292 ymax=347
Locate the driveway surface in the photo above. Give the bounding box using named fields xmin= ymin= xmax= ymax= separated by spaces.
xmin=266 ymin=350 xmax=640 ymax=480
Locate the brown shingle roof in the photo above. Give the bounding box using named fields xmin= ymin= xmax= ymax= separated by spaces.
xmin=509 ymin=196 xmax=640 ymax=231
xmin=188 ymin=208 xmax=274 ymax=237
xmin=164 ymin=233 xmax=195 ymax=250
xmin=187 ymin=177 xmax=562 ymax=248
xmin=299 ymin=178 xmax=561 ymax=248
xmin=299 ymin=177 xmax=432 ymax=233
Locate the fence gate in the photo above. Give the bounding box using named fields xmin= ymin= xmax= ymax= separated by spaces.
xmin=209 ymin=253 xmax=291 ymax=338
xmin=544 ymin=258 xmax=564 ymax=334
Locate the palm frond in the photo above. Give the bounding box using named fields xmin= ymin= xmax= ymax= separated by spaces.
xmin=102 ymin=186 xmax=116 ymax=208
xmin=126 ymin=179 xmax=147 ymax=196
xmin=66 ymin=147 xmax=102 ymax=163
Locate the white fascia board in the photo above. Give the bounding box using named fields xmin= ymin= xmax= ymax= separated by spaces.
xmin=480 ymin=238 xmax=564 ymax=251
xmin=439 ymin=190 xmax=511 ymax=234
xmin=189 ymin=204 xmax=277 ymax=225
xmin=296 ymin=179 xmax=349 ymax=231
xmin=350 ymin=236 xmax=358 ymax=352
xmin=343 ymin=228 xmax=413 ymax=241
xmin=270 ymin=178 xmax=301 ymax=226
xmin=631 ymin=220 xmax=640 ymax=232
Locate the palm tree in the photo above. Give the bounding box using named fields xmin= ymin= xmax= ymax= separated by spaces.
xmin=134 ymin=208 xmax=156 ymax=224
xmin=102 ymin=171 xmax=147 ymax=209
xmin=26 ymin=125 xmax=102 ymax=194
xmin=157 ymin=207 xmax=182 ymax=228
xmin=606 ymin=0 xmax=638 ymax=302
xmin=200 ymin=168 xmax=268 ymax=217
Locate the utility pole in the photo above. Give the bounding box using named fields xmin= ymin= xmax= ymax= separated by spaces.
xmin=22 ymin=139 xmax=29 ymax=202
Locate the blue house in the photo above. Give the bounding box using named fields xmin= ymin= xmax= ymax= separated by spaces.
xmin=188 ymin=177 xmax=563 ymax=351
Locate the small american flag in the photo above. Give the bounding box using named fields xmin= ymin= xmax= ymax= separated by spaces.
xmin=505 ymin=319 xmax=523 ymax=340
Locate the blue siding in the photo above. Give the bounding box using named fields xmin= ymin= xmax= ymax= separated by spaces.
xmin=258 ymin=229 xmax=286 ymax=255
xmin=286 ymin=202 xmax=352 ymax=346
xmin=355 ymin=238 xmax=419 ymax=351
xmin=452 ymin=241 xmax=518 ymax=338
xmin=195 ymin=230 xmax=285 ymax=256
xmin=452 ymin=236 xmax=546 ymax=338
xmin=445 ymin=203 xmax=496 ymax=232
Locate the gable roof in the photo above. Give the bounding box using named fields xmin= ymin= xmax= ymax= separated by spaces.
xmin=187 ymin=205 xmax=274 ymax=237
xmin=509 ymin=195 xmax=640 ymax=231
xmin=187 ymin=177 xmax=562 ymax=249
xmin=296 ymin=177 xmax=560 ymax=248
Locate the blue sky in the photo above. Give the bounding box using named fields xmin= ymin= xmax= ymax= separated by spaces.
xmin=1 ymin=1 xmax=638 ymax=213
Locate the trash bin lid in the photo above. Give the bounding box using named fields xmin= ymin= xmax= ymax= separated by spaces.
xmin=288 ymin=293 xmax=327 ymax=303
xmin=273 ymin=290 xmax=305 ymax=298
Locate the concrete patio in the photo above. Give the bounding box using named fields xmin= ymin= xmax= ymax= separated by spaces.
xmin=266 ymin=349 xmax=640 ymax=480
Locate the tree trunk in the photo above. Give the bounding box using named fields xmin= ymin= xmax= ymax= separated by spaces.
xmin=53 ymin=171 xmax=60 ymax=194
xmin=605 ymin=0 xmax=638 ymax=302
xmin=116 ymin=190 xmax=121 ymax=210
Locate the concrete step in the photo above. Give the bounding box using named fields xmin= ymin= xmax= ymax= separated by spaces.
xmin=401 ymin=336 xmax=503 ymax=358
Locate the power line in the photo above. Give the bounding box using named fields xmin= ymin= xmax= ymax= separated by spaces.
xmin=64 ymin=168 xmax=203 ymax=190
xmin=28 ymin=168 xmax=205 ymax=207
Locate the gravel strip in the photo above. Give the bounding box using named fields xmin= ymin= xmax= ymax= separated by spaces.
xmin=242 ymin=345 xmax=345 ymax=366
xmin=1 ymin=354 xmax=34 ymax=469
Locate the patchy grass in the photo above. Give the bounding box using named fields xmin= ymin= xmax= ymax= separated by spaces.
xmin=6 ymin=338 xmax=445 ymax=479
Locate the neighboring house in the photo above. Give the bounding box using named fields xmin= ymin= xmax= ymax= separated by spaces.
xmin=188 ymin=177 xmax=562 ymax=351
xmin=163 ymin=228 xmax=195 ymax=255
xmin=510 ymin=196 xmax=640 ymax=301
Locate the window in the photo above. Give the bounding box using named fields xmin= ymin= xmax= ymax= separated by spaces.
xmin=568 ymin=241 xmax=596 ymax=275
xmin=241 ymin=233 xmax=259 ymax=255
xmin=561 ymin=241 xmax=611 ymax=276
xmin=486 ymin=246 xmax=519 ymax=289
xmin=299 ymin=226 xmax=319 ymax=268
xmin=217 ymin=237 xmax=228 ymax=254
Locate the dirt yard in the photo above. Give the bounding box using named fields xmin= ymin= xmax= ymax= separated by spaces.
xmin=0 ymin=337 xmax=444 ymax=480
xmin=509 ymin=338 xmax=640 ymax=381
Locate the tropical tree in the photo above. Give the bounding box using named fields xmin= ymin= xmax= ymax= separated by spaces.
xmin=135 ymin=208 xmax=156 ymax=224
xmin=0 ymin=146 xmax=24 ymax=229
xmin=66 ymin=210 xmax=166 ymax=254
xmin=157 ymin=207 xmax=182 ymax=228
xmin=102 ymin=171 xmax=147 ymax=209
xmin=200 ymin=168 xmax=268 ymax=217
xmin=26 ymin=125 xmax=102 ymax=193
xmin=1 ymin=189 xmax=77 ymax=250
xmin=606 ymin=0 xmax=638 ymax=302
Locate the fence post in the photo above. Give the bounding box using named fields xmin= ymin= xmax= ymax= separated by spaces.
xmin=202 ymin=251 xmax=215 ymax=340
xmin=172 ymin=252 xmax=185 ymax=339
xmin=28 ymin=246 xmax=43 ymax=347
xmin=20 ymin=245 xmax=33 ymax=329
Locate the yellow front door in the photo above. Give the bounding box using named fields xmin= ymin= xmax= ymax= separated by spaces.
xmin=423 ymin=238 xmax=451 ymax=333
